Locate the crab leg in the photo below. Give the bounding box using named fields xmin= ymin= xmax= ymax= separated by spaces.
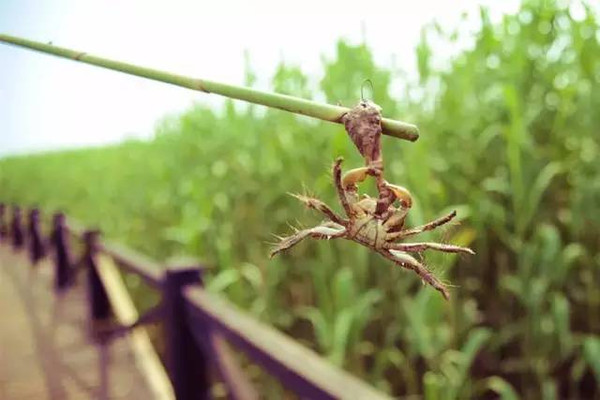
xmin=386 ymin=242 xmax=474 ymax=255
xmin=379 ymin=249 xmax=450 ymax=300
xmin=270 ymin=223 xmax=346 ymax=258
xmin=387 ymin=211 xmax=457 ymax=241
xmin=289 ymin=193 xmax=347 ymax=226
xmin=333 ymin=158 xmax=353 ymax=217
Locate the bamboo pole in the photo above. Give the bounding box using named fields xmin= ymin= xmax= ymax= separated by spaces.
xmin=0 ymin=34 xmax=419 ymax=141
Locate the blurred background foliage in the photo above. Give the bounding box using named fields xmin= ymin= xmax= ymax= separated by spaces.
xmin=1 ymin=0 xmax=599 ymax=398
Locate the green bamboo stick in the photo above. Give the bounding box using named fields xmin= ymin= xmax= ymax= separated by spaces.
xmin=0 ymin=34 xmax=419 ymax=141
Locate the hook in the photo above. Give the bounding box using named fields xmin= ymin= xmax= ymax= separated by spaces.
xmin=361 ymin=79 xmax=374 ymax=102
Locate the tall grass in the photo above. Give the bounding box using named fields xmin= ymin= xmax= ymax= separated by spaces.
xmin=1 ymin=1 xmax=598 ymax=398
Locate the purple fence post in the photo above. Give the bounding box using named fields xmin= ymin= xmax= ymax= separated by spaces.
xmin=52 ymin=213 xmax=71 ymax=290
xmin=83 ymin=230 xmax=111 ymax=320
xmin=164 ymin=260 xmax=209 ymax=400
xmin=11 ymin=206 xmax=24 ymax=250
xmin=0 ymin=203 xmax=7 ymax=242
xmin=28 ymin=208 xmax=45 ymax=265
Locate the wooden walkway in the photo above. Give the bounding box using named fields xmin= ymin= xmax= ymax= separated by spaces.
xmin=0 ymin=245 xmax=159 ymax=399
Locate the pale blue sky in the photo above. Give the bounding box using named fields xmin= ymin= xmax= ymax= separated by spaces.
xmin=0 ymin=0 xmax=522 ymax=156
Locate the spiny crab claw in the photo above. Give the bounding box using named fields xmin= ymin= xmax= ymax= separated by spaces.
xmin=384 ymin=182 xmax=413 ymax=209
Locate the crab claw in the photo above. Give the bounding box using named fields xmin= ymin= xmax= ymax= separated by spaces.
xmin=384 ymin=182 xmax=413 ymax=209
xmin=341 ymin=167 xmax=370 ymax=190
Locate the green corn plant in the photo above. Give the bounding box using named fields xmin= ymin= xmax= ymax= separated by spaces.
xmin=422 ymin=328 xmax=492 ymax=400
xmin=297 ymin=266 xmax=382 ymax=369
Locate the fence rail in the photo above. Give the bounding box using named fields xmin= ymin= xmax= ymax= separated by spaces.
xmin=0 ymin=203 xmax=391 ymax=400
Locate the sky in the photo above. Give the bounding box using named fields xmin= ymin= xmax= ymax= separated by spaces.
xmin=0 ymin=0 xmax=521 ymax=157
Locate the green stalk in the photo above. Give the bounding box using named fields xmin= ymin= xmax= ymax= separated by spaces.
xmin=0 ymin=34 xmax=419 ymax=141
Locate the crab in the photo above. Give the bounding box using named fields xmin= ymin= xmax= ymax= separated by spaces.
xmin=270 ymin=158 xmax=474 ymax=299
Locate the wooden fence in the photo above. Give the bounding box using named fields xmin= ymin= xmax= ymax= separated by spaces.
xmin=0 ymin=202 xmax=390 ymax=400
